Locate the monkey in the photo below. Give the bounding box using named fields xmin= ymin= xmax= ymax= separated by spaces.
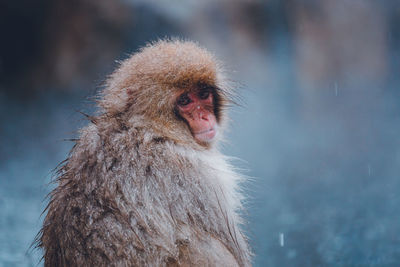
xmin=37 ymin=39 xmax=251 ymax=267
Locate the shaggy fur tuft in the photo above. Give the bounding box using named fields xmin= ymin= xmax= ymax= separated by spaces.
xmin=37 ymin=39 xmax=251 ymax=266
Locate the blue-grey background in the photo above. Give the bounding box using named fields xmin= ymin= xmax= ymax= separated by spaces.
xmin=1 ymin=0 xmax=400 ymax=266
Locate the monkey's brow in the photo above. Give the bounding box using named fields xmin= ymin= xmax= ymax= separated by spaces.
xmin=197 ymin=82 xmax=216 ymax=89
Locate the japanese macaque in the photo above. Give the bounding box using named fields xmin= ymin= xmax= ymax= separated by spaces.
xmin=37 ymin=40 xmax=251 ymax=266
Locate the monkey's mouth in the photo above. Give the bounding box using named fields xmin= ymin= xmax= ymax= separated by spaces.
xmin=193 ymin=127 xmax=216 ymax=142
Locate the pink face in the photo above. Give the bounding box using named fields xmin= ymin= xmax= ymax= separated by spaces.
xmin=176 ymin=88 xmax=217 ymax=143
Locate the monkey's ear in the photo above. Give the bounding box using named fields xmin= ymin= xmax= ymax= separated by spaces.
xmin=98 ymin=85 xmax=131 ymax=116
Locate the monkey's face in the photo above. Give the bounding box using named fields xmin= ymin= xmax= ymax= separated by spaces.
xmin=100 ymin=40 xmax=229 ymax=149
xmin=175 ymin=85 xmax=218 ymax=144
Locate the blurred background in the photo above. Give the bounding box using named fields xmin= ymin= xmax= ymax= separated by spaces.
xmin=1 ymin=0 xmax=400 ymax=266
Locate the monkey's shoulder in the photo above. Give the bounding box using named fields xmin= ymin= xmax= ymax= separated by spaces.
xmin=67 ymin=121 xmax=241 ymax=195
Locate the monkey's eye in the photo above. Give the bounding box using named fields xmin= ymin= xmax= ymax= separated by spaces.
xmin=177 ymin=93 xmax=192 ymax=106
xmin=198 ymin=89 xmax=211 ymax=100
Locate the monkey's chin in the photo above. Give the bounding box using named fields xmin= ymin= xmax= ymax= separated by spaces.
xmin=194 ymin=128 xmax=217 ymax=143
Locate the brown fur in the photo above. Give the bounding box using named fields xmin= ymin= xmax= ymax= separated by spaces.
xmin=37 ymin=39 xmax=251 ymax=266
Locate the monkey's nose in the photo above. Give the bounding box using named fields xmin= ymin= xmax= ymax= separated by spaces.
xmin=200 ymin=112 xmax=211 ymax=121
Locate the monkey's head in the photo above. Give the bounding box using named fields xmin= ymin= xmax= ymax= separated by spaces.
xmin=100 ymin=40 xmax=233 ymax=149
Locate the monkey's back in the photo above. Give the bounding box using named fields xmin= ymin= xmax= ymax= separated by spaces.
xmin=39 ymin=118 xmax=250 ymax=267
